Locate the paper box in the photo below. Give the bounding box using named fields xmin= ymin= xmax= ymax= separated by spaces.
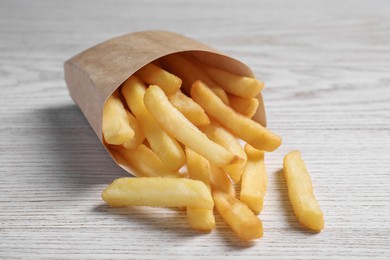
xmin=64 ymin=30 xmax=266 ymax=174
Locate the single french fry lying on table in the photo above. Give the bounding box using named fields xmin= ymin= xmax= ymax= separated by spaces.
xmin=240 ymin=144 xmax=267 ymax=214
xmin=102 ymin=177 xmax=213 ymax=209
xmin=121 ymin=76 xmax=186 ymax=171
xmin=191 ymin=80 xmax=282 ymax=152
xmin=213 ymin=192 xmax=263 ymax=241
xmin=102 ymin=92 xmax=134 ymax=145
xmin=143 ymin=85 xmax=239 ymax=167
xmin=209 ymin=165 xmax=263 ymax=240
xmin=283 ymin=150 xmax=324 ymax=232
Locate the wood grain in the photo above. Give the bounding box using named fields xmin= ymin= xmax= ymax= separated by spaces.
xmin=0 ymin=0 xmax=389 ymax=259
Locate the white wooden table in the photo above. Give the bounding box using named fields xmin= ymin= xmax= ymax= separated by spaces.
xmin=1 ymin=0 xmax=389 ymax=259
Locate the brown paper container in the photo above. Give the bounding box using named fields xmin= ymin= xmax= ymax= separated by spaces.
xmin=64 ymin=30 xmax=267 ymax=175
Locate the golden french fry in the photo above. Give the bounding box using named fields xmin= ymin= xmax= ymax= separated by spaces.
xmin=135 ymin=63 xmax=181 ymax=94
xmin=121 ymin=76 xmax=185 ymax=171
xmin=213 ymin=191 xmax=263 ymax=241
xmin=161 ymin=54 xmax=230 ymax=104
xmin=191 ymin=81 xmax=282 ymax=152
xmin=228 ymin=94 xmax=259 ymax=118
xmin=209 ymin=165 xmax=235 ymax=198
xmin=209 ymin=87 xmax=230 ymax=105
xmin=113 ymin=145 xmax=181 ymax=178
xmin=102 ymin=177 xmax=213 ymax=209
xmin=199 ymin=63 xmax=264 ymax=99
xmin=168 ymin=90 xmax=210 ymax=127
xmin=143 ymin=85 xmax=238 ymax=167
xmin=122 ymin=111 xmax=145 ymax=150
xmin=102 ymin=93 xmax=134 ymax=145
xmin=209 ymin=165 xmax=263 ymax=240
xmin=185 ymin=147 xmax=216 ymax=231
xmin=283 ymin=151 xmax=324 ymax=231
xmin=186 ymin=208 xmax=215 ymax=232
xmin=240 ymin=144 xmax=267 ymax=214
xmin=201 ymin=121 xmax=247 ymax=183
xmin=185 ymin=147 xmax=211 ymax=190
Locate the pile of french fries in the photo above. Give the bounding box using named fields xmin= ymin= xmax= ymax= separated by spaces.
xmin=101 ymin=53 xmax=324 ymax=240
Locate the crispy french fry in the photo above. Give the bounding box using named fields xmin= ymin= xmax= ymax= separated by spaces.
xmin=240 ymin=144 xmax=267 ymax=214
xmin=113 ymin=145 xmax=180 ymax=178
xmin=213 ymin=191 xmax=263 ymax=241
xmin=186 ymin=208 xmax=215 ymax=232
xmin=209 ymin=165 xmax=235 ymax=198
xmin=185 ymin=147 xmax=211 ymax=190
xmin=162 ymin=54 xmax=230 ymax=104
xmin=283 ymin=151 xmax=324 ymax=232
xmin=122 ymin=111 xmax=145 ymax=150
xmin=135 ymin=63 xmax=182 ymax=94
xmin=191 ymin=81 xmax=282 ymax=152
xmin=201 ymin=121 xmax=247 ymax=183
xmin=102 ymin=177 xmax=213 ymax=209
xmin=209 ymin=87 xmax=230 ymax=105
xmin=199 ymin=63 xmax=264 ymax=99
xmin=209 ymin=165 xmax=263 ymax=240
xmin=121 ymin=76 xmax=185 ymax=171
xmin=102 ymin=93 xmax=134 ymax=145
xmin=185 ymin=147 xmax=216 ymax=231
xmin=168 ymin=90 xmax=210 ymax=127
xmin=143 ymin=85 xmax=238 ymax=167
xmin=228 ymin=94 xmax=259 ymax=118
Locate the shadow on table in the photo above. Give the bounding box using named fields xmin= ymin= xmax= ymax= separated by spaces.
xmin=275 ymin=169 xmax=322 ymax=235
xmin=36 ymin=104 xmax=126 ymax=190
xmin=94 ymin=204 xmax=257 ymax=248
xmin=94 ymin=204 xmax=201 ymax=238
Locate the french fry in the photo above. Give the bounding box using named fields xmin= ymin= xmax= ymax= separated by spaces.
xmin=135 ymin=63 xmax=182 ymax=94
xmin=121 ymin=76 xmax=186 ymax=171
xmin=209 ymin=165 xmax=235 ymax=198
xmin=191 ymin=81 xmax=282 ymax=152
xmin=240 ymin=144 xmax=267 ymax=214
xmin=122 ymin=111 xmax=145 ymax=150
xmin=185 ymin=147 xmax=211 ymax=190
xmin=213 ymin=192 xmax=263 ymax=240
xmin=102 ymin=93 xmax=134 ymax=145
xmin=168 ymin=90 xmax=210 ymax=127
xmin=113 ymin=145 xmax=181 ymax=178
xmin=102 ymin=177 xmax=213 ymax=209
xmin=161 ymin=54 xmax=230 ymax=104
xmin=283 ymin=151 xmax=324 ymax=231
xmin=209 ymin=87 xmax=230 ymax=105
xmin=209 ymin=165 xmax=264 ymax=240
xmin=186 ymin=208 xmax=215 ymax=232
xmin=228 ymin=94 xmax=259 ymax=118
xmin=143 ymin=85 xmax=238 ymax=167
xmin=201 ymin=121 xmax=247 ymax=183
xmin=198 ymin=62 xmax=264 ymax=99
xmin=185 ymin=148 xmax=216 ymax=231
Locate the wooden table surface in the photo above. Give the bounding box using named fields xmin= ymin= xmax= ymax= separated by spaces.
xmin=1 ymin=0 xmax=389 ymax=259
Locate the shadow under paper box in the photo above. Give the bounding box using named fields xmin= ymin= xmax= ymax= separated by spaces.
xmin=64 ymin=30 xmax=267 ymax=176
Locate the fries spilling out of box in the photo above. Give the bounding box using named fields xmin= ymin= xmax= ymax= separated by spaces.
xmin=65 ymin=31 xmax=324 ymax=241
